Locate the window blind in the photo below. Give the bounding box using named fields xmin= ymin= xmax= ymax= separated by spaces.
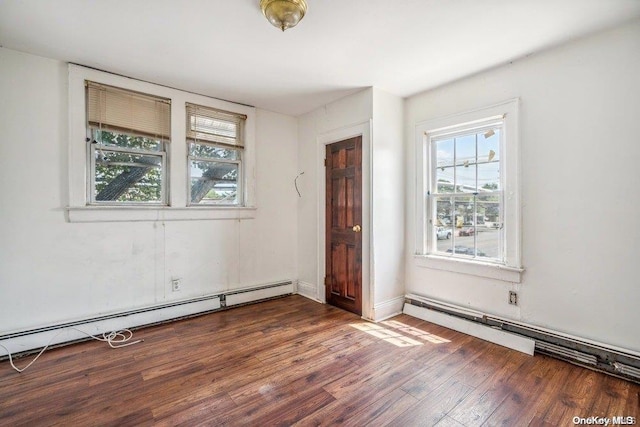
xmin=186 ymin=103 xmax=246 ymax=148
xmin=86 ymin=81 xmax=171 ymax=141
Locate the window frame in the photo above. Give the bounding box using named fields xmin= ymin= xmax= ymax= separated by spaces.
xmin=67 ymin=64 xmax=257 ymax=222
xmin=88 ymin=131 xmax=169 ymax=206
xmin=187 ymin=143 xmax=243 ymax=206
xmin=414 ymin=99 xmax=523 ymax=283
xmin=427 ymin=120 xmax=504 ymax=263
xmin=185 ymin=103 xmax=246 ymax=206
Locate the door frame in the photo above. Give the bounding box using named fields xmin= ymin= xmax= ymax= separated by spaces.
xmin=317 ymin=120 xmax=373 ymax=320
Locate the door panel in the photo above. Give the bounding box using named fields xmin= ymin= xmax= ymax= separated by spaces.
xmin=325 ymin=136 xmax=362 ymax=316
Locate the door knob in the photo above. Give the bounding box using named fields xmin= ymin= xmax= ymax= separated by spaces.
xmin=352 ymin=224 xmax=361 ymax=233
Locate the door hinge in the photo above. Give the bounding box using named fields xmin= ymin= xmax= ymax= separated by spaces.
xmin=324 ymin=158 xmax=328 ymax=167
xmin=324 ymin=276 xmax=330 ymax=286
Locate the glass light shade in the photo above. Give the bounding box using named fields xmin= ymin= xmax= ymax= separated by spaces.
xmin=260 ymin=0 xmax=307 ymax=31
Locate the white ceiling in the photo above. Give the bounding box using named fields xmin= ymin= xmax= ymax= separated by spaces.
xmin=1 ymin=1 xmax=639 ymax=116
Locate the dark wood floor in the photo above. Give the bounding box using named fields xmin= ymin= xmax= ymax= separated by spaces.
xmin=0 ymin=295 xmax=638 ymax=426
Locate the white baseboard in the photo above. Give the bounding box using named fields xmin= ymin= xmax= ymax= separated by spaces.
xmin=403 ymin=303 xmax=535 ymax=355
xmin=373 ymin=296 xmax=405 ymax=322
xmin=297 ymin=281 xmax=321 ymax=302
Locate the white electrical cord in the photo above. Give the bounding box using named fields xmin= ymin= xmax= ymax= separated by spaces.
xmin=0 ymin=328 xmax=143 ymax=373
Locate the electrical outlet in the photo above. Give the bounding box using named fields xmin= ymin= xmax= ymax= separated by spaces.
xmin=509 ymin=291 xmax=518 ymax=306
xmin=171 ymin=279 xmax=181 ymax=292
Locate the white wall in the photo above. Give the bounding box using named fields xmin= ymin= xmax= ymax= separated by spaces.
xmin=371 ymin=88 xmax=405 ymax=318
xmin=0 ymin=48 xmax=298 ymax=334
xmin=296 ymin=88 xmax=373 ymax=305
xmin=296 ymin=87 xmax=406 ymax=320
xmin=404 ymin=21 xmax=640 ymax=352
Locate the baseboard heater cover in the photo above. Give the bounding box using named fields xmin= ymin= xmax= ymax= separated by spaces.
xmin=404 ymin=294 xmax=640 ymax=384
xmin=225 ymin=282 xmax=294 ymax=307
xmin=0 ymin=281 xmax=293 ymax=359
xmin=403 ymin=302 xmax=535 ymax=355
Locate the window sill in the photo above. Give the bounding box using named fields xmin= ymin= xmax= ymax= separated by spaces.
xmin=66 ymin=206 xmax=257 ymax=223
xmin=414 ymin=254 xmax=524 ymax=283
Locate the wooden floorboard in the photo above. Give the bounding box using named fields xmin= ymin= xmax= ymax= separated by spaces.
xmin=0 ymin=295 xmax=638 ymax=426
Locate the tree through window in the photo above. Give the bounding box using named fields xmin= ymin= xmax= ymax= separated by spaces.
xmin=86 ymin=82 xmax=170 ymax=204
xmin=186 ymin=103 xmax=246 ymax=205
xmin=93 ymin=131 xmax=164 ymax=202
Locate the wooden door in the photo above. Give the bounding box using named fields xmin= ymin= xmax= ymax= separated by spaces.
xmin=325 ymin=136 xmax=362 ymax=316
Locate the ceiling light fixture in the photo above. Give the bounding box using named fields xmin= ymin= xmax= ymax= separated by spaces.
xmin=260 ymin=0 xmax=307 ymax=32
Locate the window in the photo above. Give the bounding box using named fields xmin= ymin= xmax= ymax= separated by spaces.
xmin=86 ymin=82 xmax=170 ymax=205
xmin=430 ymin=120 xmax=503 ymax=261
xmin=68 ymin=64 xmax=256 ymax=222
xmin=415 ymin=99 xmax=522 ymax=282
xmin=186 ymin=104 xmax=246 ymax=205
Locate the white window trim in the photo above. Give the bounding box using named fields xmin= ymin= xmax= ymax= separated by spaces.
xmin=414 ymin=99 xmax=523 ymax=283
xmin=67 ymin=64 xmax=256 ymax=222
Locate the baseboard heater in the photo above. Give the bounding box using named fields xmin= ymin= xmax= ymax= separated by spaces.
xmin=404 ymin=294 xmax=640 ymax=384
xmin=0 ymin=281 xmax=293 ymax=360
